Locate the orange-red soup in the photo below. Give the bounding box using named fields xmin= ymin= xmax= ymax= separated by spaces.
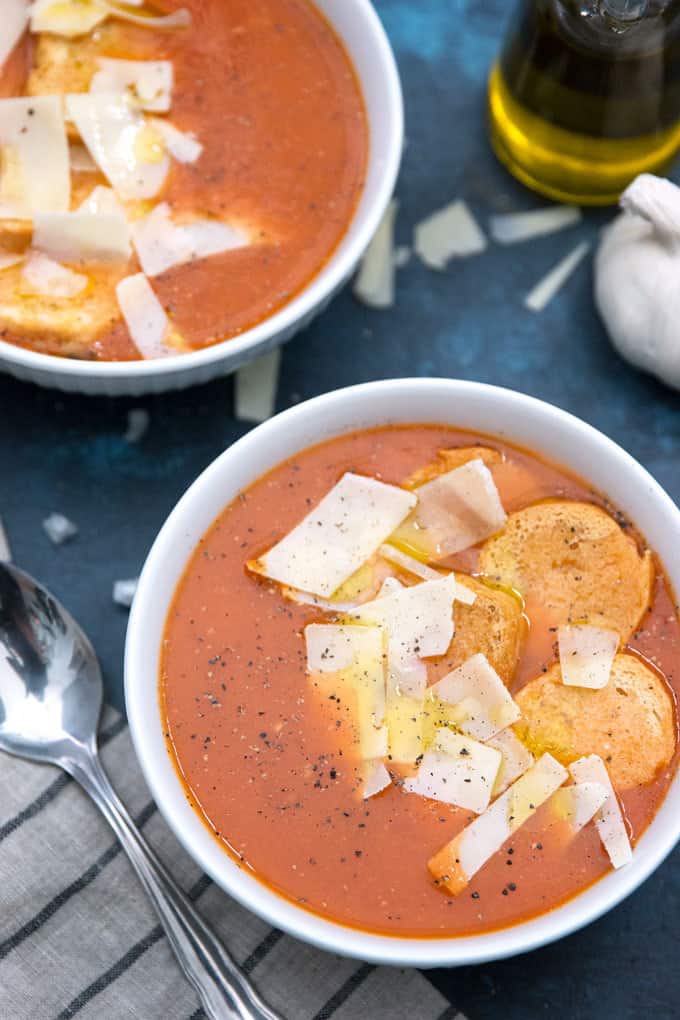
xmin=0 ymin=0 xmax=367 ymax=360
xmin=161 ymin=426 xmax=680 ymax=937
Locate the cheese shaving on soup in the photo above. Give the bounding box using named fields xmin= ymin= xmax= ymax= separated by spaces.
xmin=250 ymin=473 xmax=416 ymax=598
xmin=403 ymin=728 xmax=502 ymax=813
xmin=570 ymin=755 xmax=632 ymax=868
xmin=429 ymin=652 xmax=520 ymax=742
xmin=0 ymin=96 xmax=70 ymax=217
xmin=558 ymin=624 xmax=619 ymax=689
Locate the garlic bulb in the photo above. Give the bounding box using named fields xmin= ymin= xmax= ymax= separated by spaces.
xmin=595 ymin=173 xmax=680 ymax=390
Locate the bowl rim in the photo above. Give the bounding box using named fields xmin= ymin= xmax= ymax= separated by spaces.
xmin=125 ymin=378 xmax=680 ymax=967
xmin=0 ymin=0 xmax=402 ymax=383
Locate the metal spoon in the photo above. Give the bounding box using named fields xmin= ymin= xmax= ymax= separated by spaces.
xmin=0 ymin=561 xmax=281 ymax=1020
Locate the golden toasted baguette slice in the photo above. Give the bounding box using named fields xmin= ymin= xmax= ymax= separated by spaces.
xmin=478 ymin=500 xmax=653 ymax=641
xmin=515 ymin=653 xmax=675 ymax=788
xmin=449 ymin=574 xmax=524 ymax=684
xmin=404 ymin=445 xmax=502 ymax=489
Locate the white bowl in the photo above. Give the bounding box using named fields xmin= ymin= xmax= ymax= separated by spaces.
xmin=0 ymin=1 xmax=402 ymax=396
xmin=125 ymin=378 xmax=680 ymax=967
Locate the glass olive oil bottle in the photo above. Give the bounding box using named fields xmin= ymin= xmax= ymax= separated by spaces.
xmin=489 ymin=0 xmax=680 ymax=204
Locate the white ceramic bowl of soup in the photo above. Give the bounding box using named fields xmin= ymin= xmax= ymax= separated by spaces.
xmin=125 ymin=378 xmax=680 ymax=966
xmin=0 ymin=0 xmax=402 ymax=396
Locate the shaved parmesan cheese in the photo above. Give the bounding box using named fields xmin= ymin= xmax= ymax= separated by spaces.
xmin=404 ymin=729 xmax=502 ymax=813
xmin=353 ymin=199 xmax=397 ymax=308
xmin=1 ymin=1 xmax=28 ymax=70
xmin=414 ymin=199 xmax=486 ymax=270
xmin=149 ymin=118 xmax=202 ymax=164
xmin=349 ymin=574 xmax=458 ymax=699
xmin=550 ymin=782 xmax=608 ymax=833
xmin=489 ymin=205 xmax=581 ymax=244
xmin=0 ymin=517 xmax=12 ymax=563
xmin=30 ymin=0 xmax=107 ymax=35
xmin=0 ymin=252 xmax=23 ymax=271
xmin=123 ymin=408 xmax=149 ymax=443
xmin=130 ymin=203 xmax=246 ymax=277
xmin=101 ymin=2 xmax=190 ymax=30
xmin=113 ymin=577 xmax=138 ymax=608
xmin=0 ymin=96 xmax=70 ymax=217
xmin=430 ymin=652 xmax=520 ymax=742
xmin=378 ymin=544 xmax=476 ymax=604
xmin=281 ymin=587 xmax=359 ymax=614
xmin=43 ymin=512 xmax=78 ymax=544
xmin=250 ymin=473 xmax=416 ymax=598
xmin=22 ymin=252 xmax=86 ymax=298
xmin=384 ymin=692 xmax=425 ymax=765
xmin=558 ymin=624 xmax=618 ymax=689
xmin=487 ymin=728 xmax=534 ymax=796
xmin=428 ymin=754 xmax=568 ymax=894
xmin=306 ymin=623 xmax=387 ymax=759
xmin=33 ymin=210 xmax=131 ymax=263
xmin=393 ymin=458 xmax=506 ymax=560
xmin=234 ymin=347 xmax=281 ymax=423
xmin=90 ymin=59 xmax=173 ymax=113
xmin=116 ymin=273 xmax=174 ymax=359
xmin=570 ymin=755 xmax=632 ymax=868
xmin=29 ymin=0 xmax=190 ymax=36
xmin=363 ymin=760 xmax=391 ymax=799
xmin=525 ymin=241 xmax=590 ymax=312
xmin=69 ymin=143 xmax=98 ymax=172
xmin=66 ymin=93 xmax=169 ymax=201
xmin=78 ymin=185 xmax=124 ymax=217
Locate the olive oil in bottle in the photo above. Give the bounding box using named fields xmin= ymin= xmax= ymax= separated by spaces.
xmin=488 ymin=0 xmax=680 ymax=204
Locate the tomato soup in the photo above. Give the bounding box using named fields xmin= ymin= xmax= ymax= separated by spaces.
xmin=161 ymin=426 xmax=680 ymax=937
xmin=0 ymin=0 xmax=367 ymax=360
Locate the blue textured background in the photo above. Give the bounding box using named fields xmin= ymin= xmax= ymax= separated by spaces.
xmin=1 ymin=2 xmax=679 ymax=1016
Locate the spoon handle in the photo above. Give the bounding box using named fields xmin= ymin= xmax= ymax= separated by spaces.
xmin=68 ymin=751 xmax=282 ymax=1020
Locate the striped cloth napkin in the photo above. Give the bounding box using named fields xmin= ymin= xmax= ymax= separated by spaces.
xmin=0 ymin=708 xmax=462 ymax=1020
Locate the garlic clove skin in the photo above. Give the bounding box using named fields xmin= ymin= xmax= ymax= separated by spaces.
xmin=595 ymin=173 xmax=680 ymax=391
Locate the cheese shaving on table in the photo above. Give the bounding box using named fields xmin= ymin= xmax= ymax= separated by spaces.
xmin=558 ymin=624 xmax=619 ymax=689
xmin=130 ymin=203 xmax=247 ymax=277
xmin=0 ymin=517 xmax=12 ymax=563
xmin=32 ymin=210 xmax=131 ymax=263
xmin=430 ymin=652 xmax=520 ymax=742
xmin=29 ymin=0 xmax=191 ymax=36
xmin=0 ymin=96 xmax=70 ymax=217
xmin=404 ymin=728 xmax=502 ymax=814
xmin=234 ymin=347 xmax=281 ymax=424
xmin=42 ymin=512 xmax=78 ymax=545
xmin=524 ymin=241 xmax=590 ymax=312
xmin=377 ymin=543 xmax=476 ymax=603
xmin=249 ymin=473 xmax=416 ymax=598
xmin=1 ymin=1 xmax=29 ymax=71
xmin=414 ymin=199 xmax=486 ymax=270
xmin=363 ymin=760 xmax=392 ymax=799
xmin=112 ymin=578 xmax=138 ymax=608
xmin=353 ymin=199 xmax=398 ymax=308
xmin=489 ymin=205 xmax=581 ymax=244
xmin=66 ymin=92 xmax=169 ymax=201
xmin=148 ymin=118 xmax=202 ymax=164
xmin=306 ymin=623 xmax=387 ymax=760
xmin=550 ymin=782 xmax=609 ymax=833
xmin=22 ymin=252 xmax=87 ymax=298
xmin=348 ymin=574 xmax=458 ymax=699
xmin=116 ymin=273 xmax=176 ymax=359
xmin=428 ymin=753 xmax=568 ymax=894
xmin=90 ymin=59 xmax=173 ymax=113
xmin=569 ymin=754 xmax=632 ymax=868
xmin=391 ymin=458 xmax=506 ymax=560
xmin=486 ymin=728 xmax=534 ymax=796
xmin=123 ymin=408 xmax=149 ymax=443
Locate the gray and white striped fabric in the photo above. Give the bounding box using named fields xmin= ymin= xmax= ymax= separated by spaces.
xmin=0 ymin=708 xmax=462 ymax=1020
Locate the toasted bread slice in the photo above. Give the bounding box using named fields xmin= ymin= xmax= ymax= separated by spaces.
xmin=478 ymin=500 xmax=653 ymax=641
xmin=449 ymin=574 xmax=524 ymax=684
xmin=515 ymin=653 xmax=675 ymax=788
